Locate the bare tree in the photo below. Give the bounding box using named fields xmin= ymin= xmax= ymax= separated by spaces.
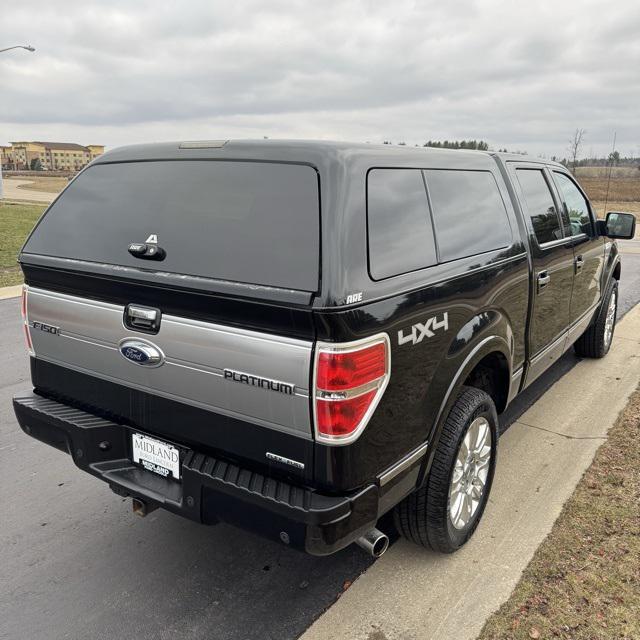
xmin=568 ymin=128 xmax=586 ymax=175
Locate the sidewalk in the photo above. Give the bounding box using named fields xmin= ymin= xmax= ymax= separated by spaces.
xmin=1 ymin=178 xmax=57 ymax=203
xmin=0 ymin=285 xmax=22 ymax=300
xmin=301 ymin=305 xmax=640 ymax=640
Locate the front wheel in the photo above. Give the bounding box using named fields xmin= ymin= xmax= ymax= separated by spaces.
xmin=393 ymin=386 xmax=498 ymax=553
xmin=574 ymin=280 xmax=618 ymax=358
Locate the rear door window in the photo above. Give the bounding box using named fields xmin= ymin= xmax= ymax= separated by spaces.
xmin=23 ymin=160 xmax=320 ymax=291
xmin=424 ymin=170 xmax=512 ymax=262
xmin=515 ymin=169 xmax=563 ymax=245
xmin=367 ymin=169 xmax=437 ymax=280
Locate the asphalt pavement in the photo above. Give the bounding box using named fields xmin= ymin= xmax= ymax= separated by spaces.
xmin=1 ymin=250 xmax=638 ymax=640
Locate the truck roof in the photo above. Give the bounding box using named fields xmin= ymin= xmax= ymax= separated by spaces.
xmin=95 ymin=139 xmax=565 ymax=170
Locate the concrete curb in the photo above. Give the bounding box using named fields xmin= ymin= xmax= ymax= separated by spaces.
xmin=0 ymin=285 xmax=22 ymax=300
xmin=1 ymin=198 xmax=48 ymax=206
xmin=301 ymin=305 xmax=640 ymax=640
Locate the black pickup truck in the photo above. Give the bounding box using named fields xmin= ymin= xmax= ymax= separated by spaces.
xmin=13 ymin=140 xmax=635 ymax=558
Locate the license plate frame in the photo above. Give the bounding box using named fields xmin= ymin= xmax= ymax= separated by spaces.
xmin=131 ymin=432 xmax=181 ymax=481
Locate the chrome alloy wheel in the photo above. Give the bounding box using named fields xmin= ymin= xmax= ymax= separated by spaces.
xmin=448 ymin=416 xmax=492 ymax=530
xmin=604 ymin=290 xmax=617 ymax=349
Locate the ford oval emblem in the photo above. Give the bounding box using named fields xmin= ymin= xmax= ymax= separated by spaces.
xmin=119 ymin=339 xmax=164 ymax=367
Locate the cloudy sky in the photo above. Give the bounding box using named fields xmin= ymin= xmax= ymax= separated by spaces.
xmin=1 ymin=0 xmax=639 ymax=158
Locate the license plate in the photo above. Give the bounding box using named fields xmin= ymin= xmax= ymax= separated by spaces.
xmin=131 ymin=433 xmax=180 ymax=480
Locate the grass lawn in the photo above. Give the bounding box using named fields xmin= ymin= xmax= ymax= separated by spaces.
xmin=580 ymin=177 xmax=640 ymax=204
xmin=0 ymin=202 xmax=46 ymax=287
xmin=575 ymin=166 xmax=639 ymax=180
xmin=478 ymin=387 xmax=640 ymax=640
xmin=575 ymin=168 xmax=640 ymax=205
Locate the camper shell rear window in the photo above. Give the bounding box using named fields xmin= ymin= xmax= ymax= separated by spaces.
xmin=23 ymin=160 xmax=320 ymax=292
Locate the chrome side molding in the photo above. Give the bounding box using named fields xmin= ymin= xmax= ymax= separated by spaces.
xmin=378 ymin=441 xmax=429 ymax=487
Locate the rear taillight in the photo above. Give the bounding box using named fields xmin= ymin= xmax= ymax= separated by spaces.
xmin=313 ymin=334 xmax=390 ymax=444
xmin=21 ymin=285 xmax=33 ymax=354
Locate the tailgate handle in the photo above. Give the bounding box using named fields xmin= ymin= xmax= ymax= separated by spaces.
xmin=124 ymin=304 xmax=162 ymax=334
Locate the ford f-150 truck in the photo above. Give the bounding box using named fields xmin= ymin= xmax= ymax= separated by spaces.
xmin=13 ymin=140 xmax=636 ymax=557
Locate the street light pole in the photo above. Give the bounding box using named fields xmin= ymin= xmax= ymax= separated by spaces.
xmin=0 ymin=44 xmax=35 ymax=53
xmin=0 ymin=45 xmax=35 ymax=54
xmin=0 ymin=44 xmax=35 ymax=196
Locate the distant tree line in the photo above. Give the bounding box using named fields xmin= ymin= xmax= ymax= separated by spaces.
xmin=380 ymin=139 xmax=525 ymax=153
xmin=422 ymin=140 xmax=489 ymax=150
xmin=565 ymin=153 xmax=639 ymax=168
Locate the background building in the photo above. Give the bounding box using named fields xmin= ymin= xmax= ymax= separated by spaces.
xmin=0 ymin=141 xmax=105 ymax=171
xmin=0 ymin=145 xmax=13 ymax=170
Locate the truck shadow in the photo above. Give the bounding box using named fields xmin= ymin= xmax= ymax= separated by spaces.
xmin=499 ymin=350 xmax=581 ymax=434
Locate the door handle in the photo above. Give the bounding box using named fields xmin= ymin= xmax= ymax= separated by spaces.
xmin=537 ymin=271 xmax=551 ymax=292
xmin=574 ymin=255 xmax=584 ymax=274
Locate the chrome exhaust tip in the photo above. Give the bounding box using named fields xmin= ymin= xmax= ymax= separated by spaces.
xmin=132 ymin=497 xmax=157 ymax=517
xmin=356 ymin=528 xmax=389 ymax=558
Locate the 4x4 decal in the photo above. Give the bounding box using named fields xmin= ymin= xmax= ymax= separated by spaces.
xmin=398 ymin=312 xmax=449 ymax=346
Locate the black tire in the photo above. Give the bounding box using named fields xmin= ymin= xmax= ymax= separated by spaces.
xmin=393 ymin=386 xmax=498 ymax=553
xmin=574 ymin=280 xmax=618 ymax=359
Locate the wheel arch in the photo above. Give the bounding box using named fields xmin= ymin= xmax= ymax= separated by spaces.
xmin=604 ymin=245 xmax=621 ymax=292
xmin=463 ymin=350 xmax=510 ymax=415
xmin=612 ymin=259 xmax=621 ymax=281
xmin=418 ymin=334 xmax=511 ymax=488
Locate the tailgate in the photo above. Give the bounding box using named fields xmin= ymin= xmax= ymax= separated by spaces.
xmin=26 ymin=286 xmax=313 ymax=440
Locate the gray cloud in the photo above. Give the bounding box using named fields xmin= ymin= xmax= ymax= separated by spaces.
xmin=1 ymin=0 xmax=639 ymax=157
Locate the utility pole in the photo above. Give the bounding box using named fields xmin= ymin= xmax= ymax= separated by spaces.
xmin=603 ymin=132 xmax=617 ymax=216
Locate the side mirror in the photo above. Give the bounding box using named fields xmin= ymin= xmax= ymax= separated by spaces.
xmin=601 ymin=212 xmax=636 ymax=240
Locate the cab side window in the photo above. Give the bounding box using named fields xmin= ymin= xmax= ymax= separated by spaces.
xmin=516 ymin=169 xmax=562 ymax=245
xmin=424 ymin=170 xmax=512 ymax=262
xmin=553 ymin=172 xmax=593 ymax=237
xmin=367 ymin=169 xmax=437 ymax=280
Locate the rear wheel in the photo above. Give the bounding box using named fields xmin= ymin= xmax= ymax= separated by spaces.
xmin=574 ymin=280 xmax=618 ymax=358
xmin=393 ymin=386 xmax=498 ymax=553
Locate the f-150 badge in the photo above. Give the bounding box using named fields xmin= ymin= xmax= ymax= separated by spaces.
xmin=30 ymin=321 xmax=60 ymax=335
xmin=398 ymin=312 xmax=449 ymax=346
